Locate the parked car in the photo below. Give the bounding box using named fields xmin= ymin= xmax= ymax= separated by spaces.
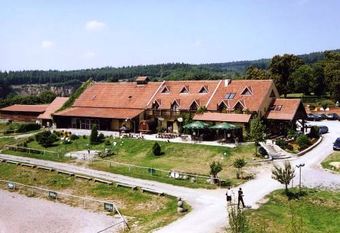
xmin=307 ymin=113 xmax=322 ymax=121
xmin=326 ymin=113 xmax=339 ymax=120
xmin=319 ymin=113 xmax=327 ymax=120
xmin=318 ymin=126 xmax=329 ymax=134
xmin=333 ymin=138 xmax=340 ymax=150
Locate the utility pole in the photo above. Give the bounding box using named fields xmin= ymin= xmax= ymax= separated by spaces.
xmin=296 ymin=163 xmax=305 ymax=192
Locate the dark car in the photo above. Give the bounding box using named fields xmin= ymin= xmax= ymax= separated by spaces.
xmin=319 ymin=114 xmax=327 ymax=120
xmin=326 ymin=113 xmax=339 ymax=120
xmin=333 ymin=138 xmax=340 ymax=150
xmin=307 ymin=113 xmax=322 ymax=121
xmin=318 ymin=126 xmax=329 ymax=134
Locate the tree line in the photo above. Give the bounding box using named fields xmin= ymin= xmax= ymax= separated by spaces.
xmin=245 ymin=51 xmax=340 ymax=101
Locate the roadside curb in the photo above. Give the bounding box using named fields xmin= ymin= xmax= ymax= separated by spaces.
xmin=297 ymin=136 xmax=323 ymax=156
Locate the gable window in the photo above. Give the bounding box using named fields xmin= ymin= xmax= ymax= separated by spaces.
xmin=171 ymin=101 xmax=180 ymax=112
xmin=180 ymin=86 xmax=189 ymax=94
xmin=234 ymin=101 xmax=245 ymax=112
xmin=270 ymin=90 xmax=276 ymax=97
xmin=190 ymin=101 xmax=199 ymax=111
xmin=224 ymin=92 xmax=236 ymax=99
xmin=217 ymin=101 xmax=228 ymax=112
xmin=152 ymin=101 xmax=160 ymax=110
xmin=199 ymin=86 xmax=208 ymax=93
xmin=241 ymin=86 xmax=252 ymax=96
xmin=161 ymin=86 xmax=170 ymax=94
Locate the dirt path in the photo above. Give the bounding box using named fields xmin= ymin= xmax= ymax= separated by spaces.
xmin=0 ymin=121 xmax=339 ymax=233
xmin=0 ymin=190 xmax=118 ymax=233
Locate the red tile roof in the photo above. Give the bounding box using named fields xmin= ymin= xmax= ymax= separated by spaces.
xmin=54 ymin=107 xmax=143 ymax=119
xmin=266 ymin=99 xmax=302 ymax=120
xmin=207 ymin=80 xmax=276 ymax=112
xmin=149 ymin=80 xmax=220 ymax=110
xmin=38 ymin=97 xmax=69 ymax=120
xmin=193 ymin=112 xmax=252 ymax=123
xmin=0 ymin=104 xmax=48 ymax=113
xmin=73 ymin=82 xmax=161 ymax=109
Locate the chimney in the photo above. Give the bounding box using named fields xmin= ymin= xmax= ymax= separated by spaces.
xmin=224 ymin=79 xmax=231 ymax=87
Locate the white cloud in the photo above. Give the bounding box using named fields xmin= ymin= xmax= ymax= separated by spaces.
xmin=85 ymin=20 xmax=106 ymax=31
xmin=41 ymin=40 xmax=55 ymax=49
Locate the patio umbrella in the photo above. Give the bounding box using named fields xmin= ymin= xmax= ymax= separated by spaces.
xmin=210 ymin=122 xmax=238 ymax=141
xmin=209 ymin=122 xmax=237 ymax=130
xmin=183 ymin=121 xmax=209 ymax=129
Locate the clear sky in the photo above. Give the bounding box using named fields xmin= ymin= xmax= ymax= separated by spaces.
xmin=1 ymin=0 xmax=340 ymax=71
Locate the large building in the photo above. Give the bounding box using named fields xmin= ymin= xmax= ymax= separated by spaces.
xmin=52 ymin=77 xmax=306 ymax=136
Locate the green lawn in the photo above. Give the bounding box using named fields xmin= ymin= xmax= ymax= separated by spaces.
xmin=246 ymin=189 xmax=340 ymax=233
xmin=321 ymin=151 xmax=340 ymax=173
xmin=0 ymin=137 xmax=16 ymax=150
xmin=0 ymin=163 xmax=183 ymax=232
xmin=3 ymin=136 xmax=257 ymax=188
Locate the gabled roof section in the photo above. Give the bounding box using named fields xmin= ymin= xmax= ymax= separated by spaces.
xmin=72 ymin=82 xmax=161 ymax=109
xmin=193 ymin=112 xmax=251 ymax=123
xmin=189 ymin=99 xmax=200 ymax=111
xmin=218 ymin=100 xmax=229 ymax=109
xmin=266 ymin=99 xmax=306 ymax=121
xmin=38 ymin=97 xmax=69 ymax=120
xmin=0 ymin=104 xmax=48 ymax=113
xmin=233 ymin=99 xmax=246 ymax=110
xmin=207 ymin=79 xmax=274 ymax=112
xmin=150 ymin=80 xmax=219 ymax=110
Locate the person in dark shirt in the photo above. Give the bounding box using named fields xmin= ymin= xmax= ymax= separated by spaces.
xmin=238 ymin=187 xmax=245 ymax=208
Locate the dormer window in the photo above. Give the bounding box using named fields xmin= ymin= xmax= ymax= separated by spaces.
xmin=234 ymin=100 xmax=245 ymax=112
xmin=199 ymin=86 xmax=208 ymax=93
xmin=152 ymin=100 xmax=160 ymax=110
xmin=217 ymin=101 xmax=228 ymax=112
xmin=171 ymin=100 xmax=180 ymax=112
xmin=180 ymin=86 xmax=189 ymax=94
xmin=241 ymin=86 xmax=252 ymax=96
xmin=225 ymin=92 xmax=236 ymax=99
xmin=161 ymin=86 xmax=170 ymax=94
xmin=189 ymin=100 xmax=199 ymax=111
xmin=270 ymin=105 xmax=282 ymax=111
xmin=270 ymin=90 xmax=276 ymax=97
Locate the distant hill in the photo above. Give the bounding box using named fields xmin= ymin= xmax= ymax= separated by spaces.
xmin=0 ymin=49 xmax=339 ymax=86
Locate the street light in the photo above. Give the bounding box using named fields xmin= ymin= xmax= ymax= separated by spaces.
xmin=296 ymin=163 xmax=305 ymax=192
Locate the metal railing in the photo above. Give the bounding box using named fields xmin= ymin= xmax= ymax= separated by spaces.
xmin=0 ymin=179 xmax=128 ymax=232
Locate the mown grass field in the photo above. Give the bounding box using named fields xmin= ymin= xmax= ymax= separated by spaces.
xmin=3 ymin=136 xmax=257 ymax=188
xmin=0 ymin=163 xmax=183 ymax=232
xmin=246 ymin=189 xmax=340 ymax=233
xmin=321 ymin=151 xmax=340 ymax=173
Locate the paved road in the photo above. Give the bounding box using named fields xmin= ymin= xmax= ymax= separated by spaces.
xmin=0 ymin=120 xmax=339 ymax=233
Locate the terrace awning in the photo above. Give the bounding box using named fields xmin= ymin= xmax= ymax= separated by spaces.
xmin=210 ymin=122 xmax=238 ymax=130
xmin=183 ymin=121 xmax=209 ymax=129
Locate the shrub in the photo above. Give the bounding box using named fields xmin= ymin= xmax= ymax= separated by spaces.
xmin=309 ymin=126 xmax=320 ymax=139
xmin=287 ymin=129 xmax=298 ymax=139
xmin=35 ymin=131 xmax=58 ymax=147
xmin=209 ymin=161 xmax=223 ymax=183
xmin=98 ymin=133 xmax=105 ymax=142
xmin=296 ymin=134 xmax=311 ymax=150
xmin=70 ymin=134 xmax=79 ymax=140
xmin=90 ymin=124 xmax=98 ymax=144
xmin=276 ymin=138 xmax=288 ymax=149
xmin=233 ymin=158 xmax=247 ymax=179
xmin=104 ymin=139 xmax=111 ymax=146
xmin=319 ymin=99 xmax=335 ymax=109
xmin=152 ymin=142 xmax=162 ymax=156
xmin=16 ymin=123 xmax=41 ymax=133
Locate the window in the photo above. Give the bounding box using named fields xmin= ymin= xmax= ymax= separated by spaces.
xmin=218 ymin=101 xmax=228 ymax=112
xmin=224 ymin=92 xmax=236 ymax=99
xmin=171 ymin=101 xmax=180 ymax=112
xmin=241 ymin=87 xmax=252 ymax=96
xmin=161 ymin=86 xmax=170 ymax=93
xmin=199 ymin=86 xmax=208 ymax=93
xmin=270 ymin=105 xmax=283 ymax=111
xmin=180 ymin=86 xmax=189 ymax=94
xmin=270 ymin=90 xmax=276 ymax=97
xmin=190 ymin=101 xmax=199 ymax=111
xmin=234 ymin=102 xmax=244 ymax=112
xmin=152 ymin=101 xmax=160 ymax=110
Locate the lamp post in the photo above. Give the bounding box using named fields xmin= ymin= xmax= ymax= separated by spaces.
xmin=296 ymin=163 xmax=305 ymax=192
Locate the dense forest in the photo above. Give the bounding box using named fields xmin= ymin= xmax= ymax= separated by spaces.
xmin=0 ymin=49 xmax=339 ymax=107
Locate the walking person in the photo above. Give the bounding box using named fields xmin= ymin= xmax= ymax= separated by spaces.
xmin=238 ymin=187 xmax=245 ymax=208
xmin=226 ymin=187 xmax=232 ymax=204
